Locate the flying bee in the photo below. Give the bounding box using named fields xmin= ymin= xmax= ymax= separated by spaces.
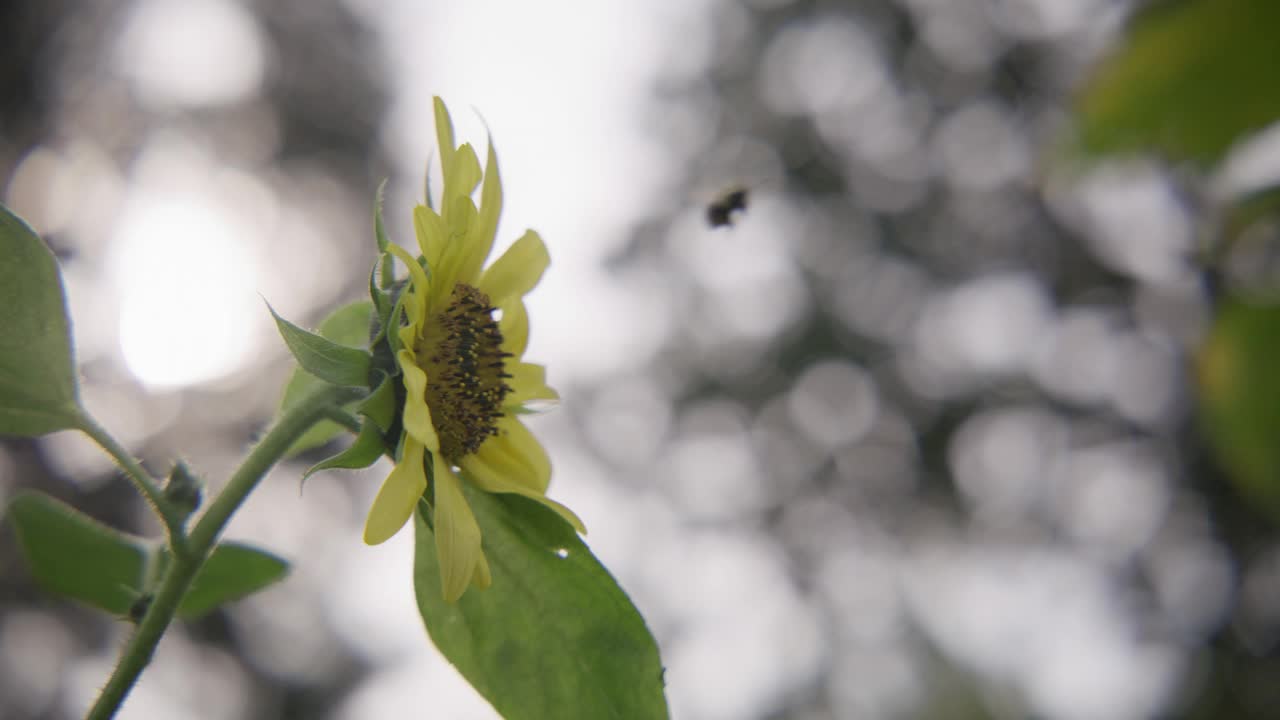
xmin=705 ymin=187 xmax=749 ymax=228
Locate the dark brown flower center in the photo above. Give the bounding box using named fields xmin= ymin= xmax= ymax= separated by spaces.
xmin=417 ymin=282 xmax=512 ymax=462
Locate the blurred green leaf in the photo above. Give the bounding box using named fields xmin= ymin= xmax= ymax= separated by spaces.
xmin=1219 ymin=183 xmax=1280 ymax=250
xmin=174 ymin=542 xmax=289 ymax=619
xmin=1076 ymin=0 xmax=1280 ymax=165
xmin=7 ymin=491 xmax=149 ymax=615
xmin=269 ymin=303 xmax=372 ymax=387
xmin=414 ymin=487 xmax=668 ymax=720
xmin=1198 ymin=298 xmax=1280 ymax=522
xmin=280 ymin=301 xmax=374 ymax=455
xmin=0 ymin=204 xmax=82 ymax=436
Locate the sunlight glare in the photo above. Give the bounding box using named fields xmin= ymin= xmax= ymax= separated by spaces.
xmin=111 ymin=193 xmax=260 ymax=388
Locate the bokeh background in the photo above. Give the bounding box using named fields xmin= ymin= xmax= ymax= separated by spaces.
xmin=3 ymin=0 xmax=1280 ymax=718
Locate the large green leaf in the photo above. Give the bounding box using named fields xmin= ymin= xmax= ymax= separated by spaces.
xmin=279 ymin=301 xmax=374 ymax=455
xmin=0 ymin=204 xmax=81 ymax=435
xmin=6 ymin=491 xmax=149 ymax=615
xmin=1198 ymin=298 xmax=1280 ymax=522
xmin=1076 ymin=0 xmax=1280 ymax=165
xmin=414 ymin=488 xmax=668 ymax=720
xmin=174 ymin=542 xmax=289 ymax=619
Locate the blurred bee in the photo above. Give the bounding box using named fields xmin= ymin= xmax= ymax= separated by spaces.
xmin=706 ymin=187 xmax=749 ymax=228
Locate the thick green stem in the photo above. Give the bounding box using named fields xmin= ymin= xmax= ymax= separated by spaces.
xmin=77 ymin=411 xmax=186 ymax=549
xmin=86 ymin=385 xmax=362 ymax=720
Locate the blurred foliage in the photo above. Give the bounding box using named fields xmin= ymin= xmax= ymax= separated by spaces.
xmin=1076 ymin=0 xmax=1280 ymax=165
xmin=1198 ymin=299 xmax=1280 ymax=524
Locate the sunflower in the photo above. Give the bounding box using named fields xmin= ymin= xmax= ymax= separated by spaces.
xmin=364 ymin=97 xmax=584 ymax=602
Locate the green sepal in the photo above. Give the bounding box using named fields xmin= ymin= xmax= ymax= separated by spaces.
xmin=373 ymin=180 xmax=400 ymax=295
xmin=369 ymin=263 xmax=391 ymax=339
xmin=6 ymin=490 xmax=149 ymax=616
xmin=279 ymin=301 xmax=375 ymax=456
xmin=357 ymin=372 xmax=398 ymax=433
xmin=0 ymin=204 xmax=83 ymax=436
xmin=374 ymin=179 xmax=390 ymax=254
xmin=155 ymin=542 xmax=290 ymax=619
xmin=385 ymin=289 xmax=408 ymax=360
xmin=269 ymin=303 xmax=373 ymax=388
xmin=301 ymin=420 xmax=387 ymax=482
xmin=414 ymin=486 xmax=669 ymax=720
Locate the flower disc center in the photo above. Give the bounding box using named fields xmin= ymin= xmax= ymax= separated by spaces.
xmin=418 ymin=282 xmax=511 ymax=462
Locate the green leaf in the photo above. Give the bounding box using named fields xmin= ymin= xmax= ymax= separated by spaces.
xmin=0 ymin=204 xmax=82 ymax=435
xmin=269 ymin=303 xmax=372 ymax=388
xmin=1198 ymin=298 xmax=1280 ymax=523
xmin=6 ymin=491 xmax=149 ymax=615
xmin=175 ymin=542 xmax=289 ymax=619
xmin=278 ymin=301 xmax=374 ymax=456
xmin=414 ymin=487 xmax=668 ymax=720
xmin=1076 ymin=0 xmax=1280 ymax=165
xmin=302 ymin=421 xmax=387 ymax=481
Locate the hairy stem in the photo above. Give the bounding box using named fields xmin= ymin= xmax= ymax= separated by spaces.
xmin=77 ymin=411 xmax=186 ymax=550
xmin=86 ymin=385 xmax=363 ymax=720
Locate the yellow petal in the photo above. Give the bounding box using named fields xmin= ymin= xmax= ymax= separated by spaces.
xmin=397 ymin=322 xmax=418 ymax=353
xmin=396 ymin=350 xmax=440 ymax=452
xmin=461 ymin=458 xmax=586 ymax=534
xmin=433 ymin=454 xmax=485 ymax=602
xmin=363 ymin=440 xmax=428 ymax=545
xmin=474 ymin=416 xmax=550 ymax=493
xmin=430 ymin=198 xmax=479 ymax=310
xmin=413 ymin=205 xmax=447 ymax=277
xmin=457 ymin=140 xmax=502 ymax=284
xmin=433 ymin=97 xmax=456 ymax=178
xmin=479 ymin=230 xmax=549 ymax=300
xmin=442 ymin=143 xmax=482 ymax=223
xmin=504 ymin=362 xmax=560 ymax=408
xmin=385 ymin=242 xmax=430 ymax=325
xmin=497 ymin=297 xmax=528 ymax=358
